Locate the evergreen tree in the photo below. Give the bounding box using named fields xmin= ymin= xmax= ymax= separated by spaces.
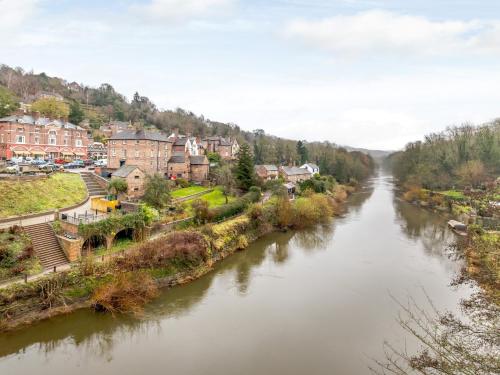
xmin=235 ymin=143 xmax=255 ymax=191
xmin=0 ymin=87 xmax=18 ymax=117
xmin=69 ymin=100 xmax=85 ymax=124
xmin=296 ymin=140 xmax=309 ymax=164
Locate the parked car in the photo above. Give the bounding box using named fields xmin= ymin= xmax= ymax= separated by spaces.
xmin=31 ymin=159 xmax=46 ymax=166
xmin=39 ymin=163 xmax=59 ymax=172
xmin=94 ymin=159 xmax=108 ymax=167
xmin=82 ymin=159 xmax=94 ymax=166
xmin=6 ymin=165 xmax=19 ymax=172
xmin=63 ymin=162 xmax=79 ymax=169
xmin=54 ymin=158 xmax=66 ymax=165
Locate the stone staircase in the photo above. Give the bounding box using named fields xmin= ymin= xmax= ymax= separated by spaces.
xmin=81 ymin=172 xmax=107 ymax=196
xmin=24 ymin=223 xmax=69 ymax=270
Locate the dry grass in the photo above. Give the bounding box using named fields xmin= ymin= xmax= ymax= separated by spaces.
xmin=91 ymin=272 xmax=159 ymax=316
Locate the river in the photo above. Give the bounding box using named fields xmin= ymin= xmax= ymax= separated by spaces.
xmin=0 ymin=172 xmax=473 ymax=374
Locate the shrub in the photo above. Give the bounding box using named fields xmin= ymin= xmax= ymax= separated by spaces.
xmin=91 ymin=272 xmax=159 ymax=316
xmin=208 ymin=189 xmax=261 ymax=222
xmin=192 ymin=199 xmax=210 ymax=225
xmin=176 ymin=178 xmax=189 ymax=188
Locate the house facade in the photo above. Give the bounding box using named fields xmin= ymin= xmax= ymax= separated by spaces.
xmin=167 ymin=153 xmax=209 ymax=182
xmin=279 ymin=166 xmax=312 ymax=183
xmin=202 ymin=136 xmax=239 ymax=160
xmin=0 ymin=114 xmax=90 ymax=160
xmin=301 ymin=163 xmax=320 ymax=175
xmin=88 ymin=142 xmax=107 ymax=159
xmin=99 ymin=121 xmax=130 ymax=138
xmin=107 ymin=130 xmax=173 ymax=174
xmin=111 ymin=165 xmax=146 ymax=199
xmin=255 ymin=164 xmax=279 ymax=180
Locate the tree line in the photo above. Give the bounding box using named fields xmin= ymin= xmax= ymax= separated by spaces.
xmin=388 ymin=121 xmax=500 ymax=189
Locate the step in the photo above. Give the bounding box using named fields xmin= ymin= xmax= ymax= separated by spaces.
xmin=24 ymin=223 xmax=69 ymax=270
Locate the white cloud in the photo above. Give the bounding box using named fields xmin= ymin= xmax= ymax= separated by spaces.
xmin=283 ymin=10 xmax=500 ymax=57
xmin=132 ymin=0 xmax=234 ymax=22
xmin=0 ymin=0 xmax=39 ymax=28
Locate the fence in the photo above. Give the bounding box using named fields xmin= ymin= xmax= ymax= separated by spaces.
xmin=61 ymin=212 xmax=107 ymax=225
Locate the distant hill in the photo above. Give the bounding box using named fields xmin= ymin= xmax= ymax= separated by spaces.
xmin=342 ymin=146 xmax=394 ymax=160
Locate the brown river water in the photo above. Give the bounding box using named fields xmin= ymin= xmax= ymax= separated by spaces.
xmin=0 ymin=172 xmax=473 ymax=374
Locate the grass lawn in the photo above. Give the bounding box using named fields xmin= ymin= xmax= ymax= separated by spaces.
xmin=171 ymin=185 xmax=210 ymax=199
xmin=185 ymin=187 xmax=235 ymax=209
xmin=0 ymin=173 xmax=87 ymax=218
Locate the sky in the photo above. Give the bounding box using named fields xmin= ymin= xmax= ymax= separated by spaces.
xmin=2 ymin=0 xmax=500 ymax=150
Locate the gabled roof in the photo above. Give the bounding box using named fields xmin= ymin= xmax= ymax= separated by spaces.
xmin=112 ymin=165 xmax=142 ymax=178
xmin=256 ymin=164 xmax=278 ymax=172
xmin=281 ymin=166 xmax=311 ymax=176
xmin=168 ymin=152 xmax=187 ymax=164
xmin=190 ymin=155 xmax=209 ymax=165
xmin=174 ymin=138 xmax=188 ymax=146
xmin=109 ymin=130 xmax=171 ymax=142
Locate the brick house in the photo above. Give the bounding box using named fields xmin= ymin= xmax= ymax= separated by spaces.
xmin=190 ymin=155 xmax=210 ymax=182
xmin=202 ymin=136 xmax=239 ymax=160
xmin=99 ymin=121 xmax=130 ymax=138
xmin=255 ymin=164 xmax=279 ymax=181
xmin=172 ymin=136 xmax=200 ymax=156
xmin=107 ymin=130 xmax=173 ymax=174
xmin=111 ymin=165 xmax=146 ymax=199
xmin=279 ymin=166 xmax=312 ymax=183
xmin=0 ymin=114 xmax=90 ymax=160
xmin=167 ymin=152 xmax=191 ymax=180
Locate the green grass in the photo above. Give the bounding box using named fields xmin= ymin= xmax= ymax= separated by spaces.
xmin=440 ymin=190 xmax=466 ymax=200
xmin=184 ymin=187 xmax=235 ymax=210
xmin=0 ymin=173 xmax=87 ymax=218
xmin=171 ymin=185 xmax=209 ymax=199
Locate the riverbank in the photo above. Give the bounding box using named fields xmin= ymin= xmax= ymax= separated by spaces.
xmin=0 ymin=186 xmax=351 ymax=332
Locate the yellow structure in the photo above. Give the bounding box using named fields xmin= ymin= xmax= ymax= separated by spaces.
xmin=91 ymin=196 xmax=119 ymax=213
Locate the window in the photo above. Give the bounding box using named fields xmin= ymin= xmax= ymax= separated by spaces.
xmin=122 ymin=140 xmax=127 ymax=145
xmin=49 ymin=130 xmax=57 ymax=145
xmin=150 ymin=151 xmax=154 ymax=158
xmin=75 ymin=139 xmax=82 ymax=147
xmin=16 ymin=135 xmax=25 ymax=144
xmin=112 ymin=141 xmax=116 ymax=145
xmin=64 ymin=131 xmax=69 ymax=136
xmin=111 ymin=148 xmax=116 ymax=156
xmin=17 ymin=127 xmax=24 ymax=132
xmin=76 ymin=132 xmax=81 ymax=137
xmin=34 ymin=136 xmax=39 ymax=144
xmin=34 ymin=127 xmax=40 ymax=133
xmin=133 ymin=187 xmax=139 ymax=191
xmin=135 ymin=151 xmax=139 ymax=158
xmin=134 ymin=175 xmax=140 ymax=179
xmin=158 ymin=151 xmax=161 ymax=157
xmin=122 ymin=149 xmax=127 ymax=157
xmin=64 ymin=138 xmax=68 ymax=145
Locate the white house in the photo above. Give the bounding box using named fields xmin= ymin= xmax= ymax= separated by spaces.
xmin=301 ymin=163 xmax=320 ymax=175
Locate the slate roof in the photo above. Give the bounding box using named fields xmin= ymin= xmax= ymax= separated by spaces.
xmin=280 ymin=166 xmax=311 ymax=176
xmin=190 ymin=155 xmax=209 ymax=165
xmin=173 ymin=138 xmax=188 ymax=146
xmin=168 ymin=152 xmax=187 ymax=164
xmin=262 ymin=164 xmax=278 ymax=172
xmin=0 ymin=115 xmax=83 ymax=129
xmin=112 ymin=165 xmax=141 ymax=178
xmin=109 ymin=130 xmax=171 ymax=142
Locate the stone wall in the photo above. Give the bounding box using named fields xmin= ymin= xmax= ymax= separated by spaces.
xmin=56 ymin=235 xmax=83 ymax=262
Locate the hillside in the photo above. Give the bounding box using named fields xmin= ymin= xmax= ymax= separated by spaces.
xmin=0 ymin=64 xmax=375 ymax=183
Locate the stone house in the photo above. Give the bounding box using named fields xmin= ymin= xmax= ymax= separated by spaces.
xmin=190 ymin=155 xmax=210 ymax=182
xmin=301 ymin=163 xmax=320 ymax=175
xmin=111 ymin=165 xmax=146 ymax=199
xmin=0 ymin=113 xmax=90 ymax=160
xmin=107 ymin=130 xmax=173 ymax=174
xmin=88 ymin=142 xmax=106 ymax=159
xmin=255 ymin=164 xmax=279 ymax=180
xmin=279 ymin=166 xmax=312 ymax=183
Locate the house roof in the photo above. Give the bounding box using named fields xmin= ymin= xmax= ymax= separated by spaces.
xmin=190 ymin=155 xmax=209 ymax=165
xmin=174 ymin=138 xmax=188 ymax=146
xmin=0 ymin=114 xmax=83 ymax=129
xmin=112 ymin=165 xmax=142 ymax=178
xmin=281 ymin=166 xmax=311 ymax=176
xmin=109 ymin=130 xmax=171 ymax=142
xmin=168 ymin=152 xmax=187 ymax=164
xmin=263 ymin=164 xmax=278 ymax=172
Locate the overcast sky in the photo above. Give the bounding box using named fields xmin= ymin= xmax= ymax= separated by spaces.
xmin=2 ymin=0 xmax=500 ymax=150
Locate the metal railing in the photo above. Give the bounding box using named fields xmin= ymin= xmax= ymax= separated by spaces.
xmin=61 ymin=212 xmax=107 ymax=225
